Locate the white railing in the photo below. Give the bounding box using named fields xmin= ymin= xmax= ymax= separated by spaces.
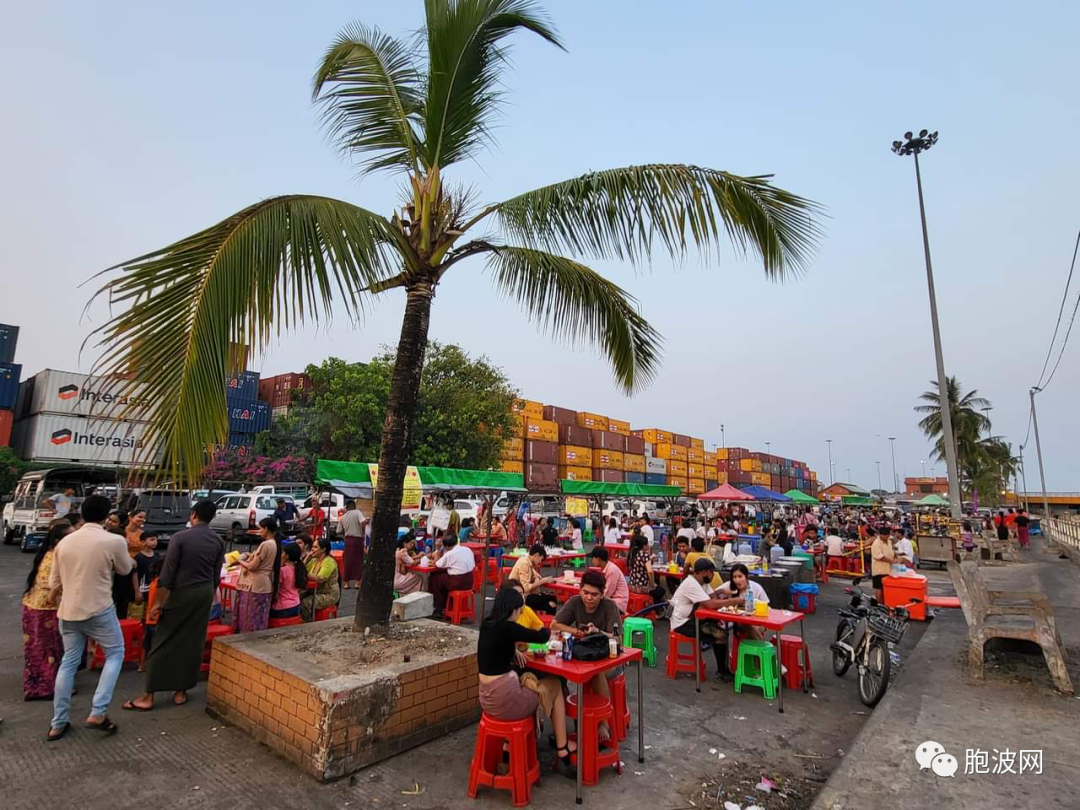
xmin=1044 ymin=516 xmax=1080 ymax=550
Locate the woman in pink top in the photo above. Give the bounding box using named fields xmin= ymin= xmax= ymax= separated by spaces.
xmin=270 ymin=542 xmax=305 ymax=620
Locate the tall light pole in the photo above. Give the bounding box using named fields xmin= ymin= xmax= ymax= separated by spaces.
xmin=876 ymin=461 xmax=882 ymax=491
xmin=720 ymin=424 xmax=725 ymax=449
xmin=826 ymin=439 xmax=834 ymax=484
xmin=1029 ymin=388 xmax=1051 ymax=518
xmin=888 ymin=436 xmax=898 ymax=493
xmin=765 ymin=441 xmax=771 ymax=455
xmin=847 ymin=467 xmax=852 ymax=484
xmin=893 ymin=129 xmax=962 ymax=518
xmin=921 ymin=459 xmax=927 ymax=477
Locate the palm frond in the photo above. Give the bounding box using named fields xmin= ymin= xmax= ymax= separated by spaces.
xmin=87 ymin=196 xmax=399 ymax=484
xmin=496 ymin=164 xmax=824 ymax=277
xmin=485 ymin=246 xmax=661 ymax=393
xmin=313 ymin=23 xmax=424 ymax=175
xmin=421 ymin=0 xmax=563 ymax=169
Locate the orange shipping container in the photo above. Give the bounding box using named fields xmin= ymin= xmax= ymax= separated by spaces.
xmin=559 ymin=445 xmax=593 ymax=467
xmin=576 ymin=412 xmax=607 ymax=430
xmin=623 ymin=453 xmax=646 ymax=473
xmin=499 ymin=460 xmax=524 ymax=474
xmin=668 ymin=459 xmax=688 ymax=476
xmin=500 ymin=437 xmax=524 ymax=460
xmin=594 ymin=449 xmax=624 ymax=470
xmin=739 ymin=458 xmax=754 ymax=471
xmin=667 ymin=475 xmax=688 ymax=490
xmin=686 ymin=447 xmax=705 ymax=463
xmin=717 ymin=448 xmax=729 ymax=460
xmin=558 ymin=465 xmax=592 ymax=481
xmin=510 ymin=412 xmax=526 ymax=437
xmin=752 ymin=459 xmax=763 ymax=472
xmin=512 ymin=398 xmax=543 ymax=418
xmin=690 ymin=437 xmax=705 ymax=450
xmin=717 ymin=471 xmax=729 ymax=484
xmin=688 ymin=478 xmax=706 ymax=494
xmin=687 ymin=463 xmax=705 ymax=479
xmin=751 ymin=472 xmax=771 ymax=486
xmin=641 ymin=428 xmax=672 ymax=445
xmin=655 ymin=442 xmax=687 ymax=461
xmin=606 ymin=417 xmax=631 ymax=436
xmin=525 ymin=418 xmax=558 ymax=443
xmin=703 ymin=451 xmax=718 ymax=465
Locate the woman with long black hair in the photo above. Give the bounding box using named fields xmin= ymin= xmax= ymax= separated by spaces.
xmin=269 ymin=541 xmax=305 ymax=620
xmin=477 ymin=587 xmax=576 ymax=776
xmin=232 ymin=517 xmax=278 ymax=633
xmin=22 ymin=520 xmax=73 ymax=699
xmin=626 ymin=529 xmax=666 ymax=605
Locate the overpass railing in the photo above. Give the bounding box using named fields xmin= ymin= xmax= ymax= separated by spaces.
xmin=1044 ymin=516 xmax=1080 ymax=551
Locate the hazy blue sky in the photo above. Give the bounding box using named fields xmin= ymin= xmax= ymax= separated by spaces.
xmin=2 ymin=1 xmax=1078 ymax=490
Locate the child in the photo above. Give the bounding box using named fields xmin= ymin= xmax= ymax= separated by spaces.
xmin=961 ymin=520 xmax=975 ymax=554
xmin=138 ymin=555 xmax=165 ymax=672
xmin=128 ymin=530 xmax=158 ymax=620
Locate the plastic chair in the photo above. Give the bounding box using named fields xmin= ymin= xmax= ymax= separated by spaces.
xmin=267 ymin=615 xmax=303 ymax=629
xmin=472 ymin=564 xmax=485 ymax=593
xmin=566 ymin=692 xmax=621 ymax=785
xmin=485 ymin=557 xmax=501 ymax=586
xmin=772 ymin=633 xmax=814 ymax=690
xmin=201 ymin=623 xmax=235 ymax=674
xmin=623 ymin=617 xmax=656 ymax=667
xmin=446 ymin=589 xmax=475 ymax=625
xmin=666 ymin=631 xmax=706 ymax=680
xmin=314 ymin=605 xmax=339 ymax=622
xmin=467 ymin=714 xmax=541 ymax=807
xmin=90 ymin=618 xmax=143 ymax=670
xmin=734 ymin=639 xmax=779 ymax=699
xmin=608 ymin=673 xmax=632 ymax=742
xmin=626 ymin=591 xmax=652 ymax=616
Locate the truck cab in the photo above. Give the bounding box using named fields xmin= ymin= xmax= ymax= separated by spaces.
xmin=3 ymin=467 xmax=119 ymax=547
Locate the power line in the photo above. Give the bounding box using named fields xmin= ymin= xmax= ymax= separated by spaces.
xmin=1034 ymin=229 xmax=1080 ymax=389
xmin=1040 ymin=277 xmax=1080 ymax=392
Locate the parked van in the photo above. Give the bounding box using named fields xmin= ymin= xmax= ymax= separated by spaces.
xmin=3 ymin=467 xmax=118 ymax=546
xmin=117 ymin=489 xmax=191 ymax=550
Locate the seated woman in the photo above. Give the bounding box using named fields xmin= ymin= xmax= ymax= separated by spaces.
xmin=714 ymin=563 xmax=770 ymax=641
xmin=270 ymin=541 xmax=305 ymax=621
xmin=477 ymin=587 xmax=575 ymax=777
xmin=489 ymin=516 xmax=507 ymax=547
xmin=301 ymin=537 xmax=340 ymax=621
xmin=507 ymin=544 xmax=558 ymax=614
xmin=626 ymin=531 xmax=666 ymax=604
xmin=394 ymin=532 xmax=423 ymax=595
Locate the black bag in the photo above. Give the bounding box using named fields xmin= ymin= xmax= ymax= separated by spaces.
xmin=571 ymin=633 xmax=610 ymax=662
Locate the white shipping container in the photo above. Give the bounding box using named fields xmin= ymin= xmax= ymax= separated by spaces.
xmin=645 ymin=457 xmax=667 ymax=474
xmin=18 ymin=369 xmax=152 ymax=420
xmin=643 ymin=441 xmax=653 ymax=457
xmin=12 ymin=414 xmax=157 ymax=466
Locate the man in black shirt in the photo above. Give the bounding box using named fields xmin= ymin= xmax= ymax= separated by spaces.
xmin=540 ymin=518 xmax=559 ymax=548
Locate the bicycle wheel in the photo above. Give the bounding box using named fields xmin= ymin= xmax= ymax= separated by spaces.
xmin=858 ymin=636 xmax=891 ymax=707
xmin=833 ymin=618 xmax=854 ymax=676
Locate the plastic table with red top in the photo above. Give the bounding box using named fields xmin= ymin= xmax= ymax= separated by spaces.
xmin=525 ymin=646 xmax=644 ymax=804
xmin=694 ymin=606 xmax=806 ymax=712
xmin=406 ymin=563 xmax=437 ymax=591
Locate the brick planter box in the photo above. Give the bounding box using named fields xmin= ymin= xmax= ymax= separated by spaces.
xmin=206 ymin=618 xmax=480 ymax=780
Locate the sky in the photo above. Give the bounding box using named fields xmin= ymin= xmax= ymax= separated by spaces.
xmin=2 ymin=1 xmax=1078 ymax=491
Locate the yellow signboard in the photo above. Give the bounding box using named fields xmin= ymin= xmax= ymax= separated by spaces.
xmin=565 ymin=497 xmax=589 ymax=517
xmin=367 ymin=463 xmax=423 ymax=510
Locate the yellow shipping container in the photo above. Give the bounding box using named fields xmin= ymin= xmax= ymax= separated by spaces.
xmin=751 ymin=459 xmax=763 ymax=472
xmin=594 ymin=449 xmax=624 ymax=470
xmin=667 ymin=475 xmax=688 ymax=490
xmin=559 ymin=445 xmax=593 ymax=467
xmin=499 ymin=460 xmax=524 ymax=474
xmin=739 ymin=458 xmax=754 ymax=471
xmin=810 ymin=470 xmax=818 ymax=480
xmin=558 ymin=465 xmax=592 ymax=481
xmin=668 ymin=459 xmax=688 ymax=476
xmin=751 ymin=472 xmax=771 ymax=486
xmin=688 ymin=478 xmax=706 ymax=494
xmin=525 ymin=417 xmax=558 ymax=443
xmin=687 ymin=447 xmax=705 ymax=463
xmin=623 ymin=453 xmax=646 ymax=473
xmin=642 ymin=428 xmax=672 ymax=444
xmin=690 ymin=437 xmax=705 ymax=450
xmin=500 ymin=437 xmax=524 ymax=460
xmin=655 ymin=442 xmax=687 ymax=461
xmin=687 ymin=463 xmax=705 ymax=479
xmin=607 ymin=417 xmax=631 ymax=435
xmin=703 ymin=451 xmax=718 ymax=465
xmin=717 ymin=471 xmax=729 ymax=484
xmin=510 ymin=412 xmax=526 ymax=437
xmin=511 ymin=398 xmax=543 ymax=417
xmin=576 ymin=412 xmax=607 ymax=429
xmin=717 ymin=448 xmax=729 ymax=460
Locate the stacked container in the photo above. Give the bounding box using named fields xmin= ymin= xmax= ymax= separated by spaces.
xmin=0 ymin=324 xmax=19 ymax=447
xmin=226 ymin=371 xmax=268 ymax=449
xmin=258 ymin=372 xmax=312 ymax=419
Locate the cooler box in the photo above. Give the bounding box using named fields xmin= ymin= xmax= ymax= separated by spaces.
xmin=883 ymin=574 xmax=928 ymax=621
xmin=790 ymin=583 xmax=819 ymax=614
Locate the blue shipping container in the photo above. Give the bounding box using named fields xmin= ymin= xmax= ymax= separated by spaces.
xmin=705 ymin=479 xmax=718 ymax=490
xmin=0 ymin=324 xmax=18 ymax=365
xmin=224 ymin=370 xmax=260 ymax=400
xmin=624 ymin=471 xmax=645 ymax=484
xmin=645 ymin=473 xmax=666 ymax=485
xmin=0 ymin=362 xmax=21 ymax=411
xmin=228 ymin=400 xmax=271 ymax=434
xmin=228 ymin=432 xmax=255 ymax=447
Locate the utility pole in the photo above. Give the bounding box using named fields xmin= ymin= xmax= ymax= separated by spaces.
xmin=876 ymin=461 xmax=882 ymax=491
xmin=888 ymin=436 xmax=898 ymax=493
xmin=826 ymin=439 xmax=833 ymax=484
xmin=1019 ymin=445 xmax=1030 ymax=511
xmin=893 ymin=130 xmax=962 ymax=518
xmin=720 ymin=424 xmax=725 ymax=449
xmin=1029 ymin=388 xmax=1051 ymax=518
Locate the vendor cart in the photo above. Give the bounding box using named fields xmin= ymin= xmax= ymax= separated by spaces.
xmin=915 ymin=533 xmax=957 ymax=569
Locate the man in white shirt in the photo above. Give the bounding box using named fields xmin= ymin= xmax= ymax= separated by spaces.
xmin=47 ymin=494 xmax=134 ymax=739
xmin=893 ymin=527 xmax=915 ymax=567
xmin=669 ymin=558 xmax=732 ymax=679
xmin=640 ymin=516 xmax=655 ymax=547
xmin=430 ymin=535 xmax=476 ymax=616
xmin=825 ymin=529 xmax=845 ymax=567
xmin=46 ymin=487 xmax=75 ymax=516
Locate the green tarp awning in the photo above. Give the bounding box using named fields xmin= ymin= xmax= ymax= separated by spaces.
xmin=841 ymin=495 xmax=875 ymax=506
xmin=314 ymin=459 xmax=526 ymax=496
xmin=784 ymin=489 xmax=820 ymax=504
xmin=915 ymin=493 xmax=949 ymax=506
xmin=560 ymin=480 xmax=682 ymax=498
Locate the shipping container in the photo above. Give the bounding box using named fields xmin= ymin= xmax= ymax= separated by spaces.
xmin=271 ymin=404 xmax=292 ymax=421
xmin=624 ymin=471 xmax=645 ymax=484
xmin=643 ymin=441 xmax=653 ymax=457
xmin=16 ymin=369 xmax=151 ymax=421
xmin=592 ymin=469 xmax=624 ymax=483
xmin=512 ymin=398 xmax=543 ymax=418
xmin=591 ymin=429 xmax=627 ymax=452
xmin=542 ymin=405 xmax=577 ymax=425
xmin=716 ymin=448 xmax=728 ymax=460
xmin=703 ymin=451 xmax=717 ymax=465
xmin=687 ymin=463 xmax=705 ymax=479
xmin=640 ymin=428 xmax=672 ymax=445
xmin=644 ymin=473 xmax=667 ymax=485
xmin=688 ymin=478 xmax=705 ymax=495
xmin=500 ymin=437 xmax=524 ymax=460
xmin=526 ymin=440 xmax=558 ymax=465
xmin=668 ymin=459 xmax=688 ymax=476
xmin=0 ymin=363 xmax=21 ymax=411
xmin=510 ymin=412 xmax=526 ymax=437
xmin=228 ymin=432 xmax=255 ymax=447
xmin=667 ymin=475 xmax=688 ymax=490
xmin=575 ymin=412 xmax=607 ymax=430
xmin=645 ymin=457 xmax=667 ymax=474
xmin=0 ymin=324 xmax=18 ymax=364
xmin=593 ymin=449 xmax=624 ymax=470
xmin=228 ymin=400 xmax=271 ymax=434
xmin=525 ymin=417 xmax=558 ymax=443
xmin=623 ymin=453 xmax=646 ymax=473
xmin=557 ymin=423 xmax=593 ymax=447
xmin=716 ymin=471 xmax=728 ymax=484
xmin=258 ymin=372 xmax=312 ymax=407
xmin=224 ymin=370 xmax=260 ymax=400
xmin=499 ymin=460 xmax=524 ymax=475
xmin=705 ymin=479 xmax=718 ymax=490
xmin=671 ymin=433 xmax=691 ymax=447
xmin=689 ymin=437 xmax=704 ymax=450
xmin=558 ymin=445 xmax=592 ymax=467
xmin=728 ymin=447 xmax=748 ymax=460
xmin=654 ymin=442 xmax=687 ymax=461
xmin=0 ymin=408 xmax=11 ymax=446
xmin=525 ymin=462 xmax=558 ymax=491
xmin=625 ymin=434 xmax=645 ymax=455
xmin=686 ymin=447 xmax=705 ymax=464
xmin=558 ymin=465 xmax=592 ymax=482
xmin=12 ymin=413 xmax=156 ymax=465
xmin=606 ymin=417 xmax=631 ymax=436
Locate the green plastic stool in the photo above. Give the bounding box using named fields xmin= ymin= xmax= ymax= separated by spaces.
xmin=570 ymin=557 xmax=586 ymax=568
xmin=623 ymin=617 xmax=656 ymax=667
xmin=734 ymin=639 xmax=779 ymax=699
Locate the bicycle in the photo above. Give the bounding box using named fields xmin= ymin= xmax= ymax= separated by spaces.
xmin=829 ymin=577 xmax=921 ymax=707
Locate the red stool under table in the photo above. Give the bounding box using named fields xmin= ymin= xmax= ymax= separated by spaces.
xmin=267 ymin=615 xmax=304 ymax=629
xmin=608 ymin=673 xmax=632 ymax=742
xmin=728 ymin=635 xmax=741 ymax=674
xmin=566 ymin=692 xmax=621 ymax=786
xmin=626 ymin=591 xmax=652 ymax=616
xmin=446 ymin=589 xmax=475 ymax=625
xmin=90 ymin=618 xmax=144 ymax=670
xmin=771 ymin=633 xmax=814 ymax=690
xmin=666 ymin=631 xmax=706 ymax=680
xmin=201 ymin=623 xmax=235 ymax=674
xmin=314 ymin=605 xmax=339 ymax=622
xmin=467 ymin=713 xmax=541 ymax=807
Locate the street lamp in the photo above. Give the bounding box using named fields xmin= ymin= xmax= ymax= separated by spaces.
xmin=720 ymin=424 xmax=725 ymax=449
xmin=876 ymin=461 xmax=882 ymax=491
xmin=921 ymin=459 xmax=926 ymax=476
xmin=887 ymin=437 xmax=898 ymax=493
xmin=765 ymin=441 xmax=771 ymax=454
xmin=893 ymin=129 xmax=962 ymax=518
xmin=826 ymin=439 xmax=834 ymax=484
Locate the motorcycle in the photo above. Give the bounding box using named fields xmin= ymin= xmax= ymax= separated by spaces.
xmin=829 ymin=577 xmax=920 ymax=707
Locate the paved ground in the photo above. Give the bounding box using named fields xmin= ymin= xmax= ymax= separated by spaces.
xmin=812 ymin=536 xmax=1080 ymax=810
xmin=0 ymin=545 xmax=930 ymax=810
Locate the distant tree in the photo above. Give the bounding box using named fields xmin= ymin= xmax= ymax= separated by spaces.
xmin=915 ymin=376 xmax=990 ymax=473
xmin=0 ymin=447 xmax=28 ymax=497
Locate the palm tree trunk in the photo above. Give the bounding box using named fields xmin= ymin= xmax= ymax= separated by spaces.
xmin=356 ymin=281 xmax=434 ymax=633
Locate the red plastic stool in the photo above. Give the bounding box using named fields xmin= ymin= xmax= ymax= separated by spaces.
xmin=626 ymin=591 xmax=652 ymax=616
xmin=791 ymin=591 xmax=817 ymax=614
xmin=666 ymin=631 xmax=706 ymax=680
xmin=314 ymin=605 xmax=339 ymax=622
xmin=486 ymin=557 xmax=501 ymax=586
xmin=771 ymin=633 xmax=814 ymax=690
xmin=446 ymin=589 xmax=475 ymax=624
xmin=728 ymin=635 xmax=741 ymax=674
xmin=537 ymin=612 xmax=554 ymax=627
xmin=201 ymin=623 xmax=235 ymax=673
xmin=267 ymin=615 xmax=304 ymax=629
xmin=611 ymin=557 xmax=629 ymax=575
xmin=467 ymin=713 xmax=541 ymax=807
xmin=566 ymin=692 xmax=621 ymax=785
xmin=90 ymin=618 xmax=144 ymax=670
xmin=472 ymin=564 xmax=485 ymax=593
xmin=608 ymin=673 xmax=632 ymax=742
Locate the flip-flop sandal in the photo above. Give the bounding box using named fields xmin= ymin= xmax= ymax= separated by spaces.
xmin=173 ymin=694 xmax=188 ymax=706
xmin=46 ymin=722 xmax=70 ymax=742
xmin=122 ymin=701 xmax=153 ymax=712
xmin=86 ymin=717 xmax=118 ymax=735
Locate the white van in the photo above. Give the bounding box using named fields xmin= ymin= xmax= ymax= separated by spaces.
xmin=4 ymin=467 xmax=118 ymax=545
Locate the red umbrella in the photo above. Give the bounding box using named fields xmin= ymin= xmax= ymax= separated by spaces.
xmin=698 ymin=483 xmax=754 ymax=501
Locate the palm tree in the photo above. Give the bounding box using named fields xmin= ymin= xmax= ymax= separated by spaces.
xmin=87 ymin=0 xmax=822 ymax=631
xmin=914 ymin=377 xmax=990 ymax=472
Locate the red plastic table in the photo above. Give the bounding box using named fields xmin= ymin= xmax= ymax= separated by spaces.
xmin=525 ymin=647 xmax=644 ymax=804
xmin=548 ymin=579 xmax=582 ymax=603
xmin=406 ymin=564 xmax=437 ymax=591
xmin=694 ymin=606 xmax=806 ymax=712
